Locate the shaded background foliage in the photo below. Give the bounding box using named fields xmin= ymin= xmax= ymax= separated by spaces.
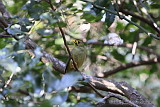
xmin=0 ymin=0 xmax=160 ymax=106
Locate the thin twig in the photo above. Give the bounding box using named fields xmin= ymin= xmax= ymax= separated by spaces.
xmin=132 ymin=0 xmax=141 ymax=14
xmin=114 ymin=0 xmax=123 ymax=19
xmin=139 ymin=0 xmax=159 ymax=32
xmin=17 ymin=89 xmax=30 ymax=96
xmin=45 ymin=0 xmax=79 ymax=72
xmin=0 ymin=34 xmax=12 ymax=38
xmin=88 ymin=82 xmax=104 ymax=98
xmin=59 ymin=27 xmax=79 ymax=72
xmin=4 ymin=73 xmax=14 ymax=88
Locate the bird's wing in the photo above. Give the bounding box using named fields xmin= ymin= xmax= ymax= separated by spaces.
xmin=65 ymin=57 xmax=71 ymax=73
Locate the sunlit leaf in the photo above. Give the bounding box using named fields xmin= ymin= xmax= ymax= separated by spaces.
xmin=55 ymin=38 xmax=63 ymax=45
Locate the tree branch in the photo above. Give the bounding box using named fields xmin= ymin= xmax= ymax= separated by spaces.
xmin=100 ymin=57 xmax=160 ymax=78
xmin=24 ymin=36 xmax=66 ymax=74
xmin=0 ymin=0 xmax=11 ymax=19
xmin=4 ymin=73 xmax=14 ymax=88
xmin=0 ymin=34 xmax=13 ymax=38
xmin=101 ymin=92 xmax=139 ymax=107
xmin=87 ymin=76 xmax=154 ymax=107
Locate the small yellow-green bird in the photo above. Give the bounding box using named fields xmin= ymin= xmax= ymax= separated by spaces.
xmin=65 ymin=39 xmax=87 ymax=73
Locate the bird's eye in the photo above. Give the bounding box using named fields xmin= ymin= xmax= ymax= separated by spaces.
xmin=72 ymin=40 xmax=82 ymax=46
xmin=78 ymin=41 xmax=80 ymax=44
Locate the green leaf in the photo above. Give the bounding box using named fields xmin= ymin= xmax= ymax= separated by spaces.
xmin=0 ymin=49 xmax=20 ymax=73
xmin=111 ymin=50 xmax=125 ymax=61
xmin=3 ymin=98 xmax=19 ymax=107
xmin=57 ymin=21 xmax=67 ymax=27
xmin=0 ymin=39 xmax=6 ymax=49
xmin=43 ymin=69 xmax=60 ymax=92
xmin=56 ymin=72 xmax=82 ymax=91
xmin=142 ymin=37 xmax=152 ymax=46
xmin=151 ymin=4 xmax=160 ymax=9
xmin=93 ymin=0 xmax=110 ymax=15
xmin=36 ymin=29 xmax=53 ymax=35
xmin=50 ymin=91 xmax=68 ymax=105
xmin=39 ymin=100 xmax=52 ymax=107
xmin=40 ymin=12 xmax=59 ymax=25
xmin=55 ymin=38 xmax=63 ymax=45
xmin=11 ymin=80 xmax=23 ymax=91
xmin=150 ymin=64 xmax=158 ymax=74
xmin=13 ymin=40 xmax=26 ymax=51
xmin=7 ymin=27 xmax=22 ymax=35
xmin=18 ymin=18 xmax=32 ymax=26
xmin=81 ymin=13 xmax=102 ymax=22
xmin=89 ymin=51 xmax=97 ymax=63
xmin=0 ymin=74 xmax=5 ymax=88
xmin=22 ymin=0 xmax=44 ymax=20
xmin=94 ymin=0 xmax=110 ymax=7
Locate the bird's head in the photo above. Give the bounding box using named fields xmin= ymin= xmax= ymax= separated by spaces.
xmin=72 ymin=39 xmax=84 ymax=46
